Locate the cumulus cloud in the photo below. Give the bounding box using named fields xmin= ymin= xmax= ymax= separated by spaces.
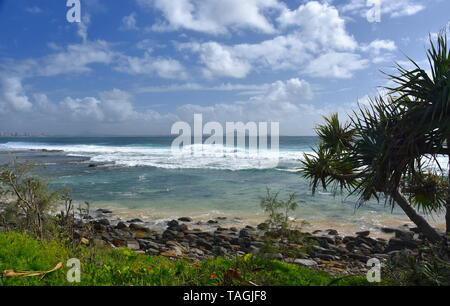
xmin=277 ymin=1 xmax=358 ymax=50
xmin=360 ymin=39 xmax=398 ymax=63
xmin=0 ymin=78 xmax=328 ymax=135
xmin=178 ymin=2 xmax=366 ymax=79
xmin=305 ymin=52 xmax=369 ymax=78
xmin=182 ymin=42 xmax=252 ymax=78
xmin=39 ymin=41 xmax=115 ymax=76
xmin=138 ymin=0 xmax=283 ymax=34
xmin=0 ymin=77 xmax=33 ymax=112
xmin=115 ymin=53 xmax=188 ymax=79
xmin=176 ymin=78 xmax=321 ymax=135
xmin=341 ymin=0 xmax=426 ymax=19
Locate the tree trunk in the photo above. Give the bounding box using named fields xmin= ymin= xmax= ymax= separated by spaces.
xmin=391 ymin=189 xmax=442 ymax=243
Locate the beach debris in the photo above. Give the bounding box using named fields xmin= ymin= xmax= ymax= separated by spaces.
xmin=2 ymin=262 xmax=63 ymax=280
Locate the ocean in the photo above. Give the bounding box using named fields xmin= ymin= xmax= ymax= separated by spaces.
xmin=0 ymin=136 xmax=445 ymax=236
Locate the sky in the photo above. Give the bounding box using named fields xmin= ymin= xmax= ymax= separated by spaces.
xmin=0 ymin=0 xmax=449 ymax=136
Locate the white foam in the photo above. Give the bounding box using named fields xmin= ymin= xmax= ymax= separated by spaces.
xmin=0 ymin=142 xmax=307 ymax=170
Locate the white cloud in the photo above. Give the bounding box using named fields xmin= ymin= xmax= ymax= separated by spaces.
xmin=25 ymin=6 xmax=43 ymax=14
xmin=277 ymin=1 xmax=358 ymax=50
xmin=361 ymin=39 xmax=397 ymax=55
xmin=305 ymin=52 xmax=369 ymax=79
xmin=115 ymin=53 xmax=188 ymax=79
xmin=183 ymin=42 xmax=252 ymax=78
xmin=360 ymin=39 xmax=398 ymax=63
xmin=176 ymin=78 xmax=318 ymax=135
xmin=341 ymin=0 xmax=426 ymax=18
xmin=178 ymin=2 xmax=365 ymax=79
xmin=121 ymin=13 xmax=139 ymax=30
xmin=38 ymin=41 xmax=115 ymax=76
xmin=138 ymin=0 xmax=283 ymax=35
xmin=61 ymin=96 xmax=105 ymax=121
xmin=0 ymin=77 xmax=33 ymax=112
xmin=134 ymin=82 xmax=270 ymax=94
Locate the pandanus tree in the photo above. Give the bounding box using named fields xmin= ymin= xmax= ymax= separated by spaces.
xmin=300 ymin=33 xmax=450 ymax=243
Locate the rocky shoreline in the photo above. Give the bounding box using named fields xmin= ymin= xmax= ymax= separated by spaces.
xmin=77 ymin=208 xmax=435 ymax=276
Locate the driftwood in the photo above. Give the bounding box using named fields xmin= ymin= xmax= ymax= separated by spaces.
xmin=2 ymin=262 xmax=63 ymax=280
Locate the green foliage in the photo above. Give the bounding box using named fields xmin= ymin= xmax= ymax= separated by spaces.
xmin=0 ymin=232 xmax=371 ymax=286
xmin=259 ymin=189 xmax=313 ymax=259
xmin=0 ymin=160 xmax=63 ymax=239
xmin=384 ymin=244 xmax=450 ymax=286
xmin=299 ymin=32 xmax=450 ymax=240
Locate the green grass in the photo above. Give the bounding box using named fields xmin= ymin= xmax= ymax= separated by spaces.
xmin=0 ymin=232 xmax=373 ymax=286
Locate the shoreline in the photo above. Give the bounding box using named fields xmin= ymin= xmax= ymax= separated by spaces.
xmin=74 ymin=202 xmax=445 ymax=240
xmin=68 ymin=206 xmax=440 ymax=276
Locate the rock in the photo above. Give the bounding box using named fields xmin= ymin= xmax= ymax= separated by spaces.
xmin=314 ymin=254 xmax=337 ymax=261
xmin=129 ymin=223 xmax=151 ymax=233
xmin=217 ymin=217 xmax=227 ymax=220
xmin=293 ymin=259 xmax=318 ymax=267
xmin=178 ymin=217 xmax=193 ymax=222
xmin=96 ymin=208 xmax=112 ymax=214
xmin=356 ymin=231 xmax=370 ymax=237
xmin=347 ymin=254 xmax=370 ymax=262
xmin=112 ymin=239 xmax=126 ymax=248
xmin=127 ymin=240 xmax=141 ymax=251
xmin=116 ymin=222 xmax=128 ymax=230
xmin=213 ymin=246 xmax=228 ymax=256
xmin=239 ymin=229 xmax=255 ymax=238
xmin=230 ymin=227 xmax=238 ymax=232
xmin=207 ymin=220 xmax=218 ymax=224
xmin=327 ymin=229 xmax=339 ymax=236
xmin=177 ymin=224 xmax=189 ymax=232
xmin=197 ymin=239 xmax=213 ymax=250
xmin=309 ymin=236 xmax=331 ymax=248
xmin=93 ymin=223 xmax=106 ymax=231
xmin=88 ymin=164 xmax=97 ymax=168
xmin=146 ymin=248 xmax=160 ymax=256
xmin=381 ymin=227 xmax=397 ymax=234
xmin=128 ymin=218 xmax=143 ymax=223
xmin=311 ymin=245 xmax=337 ymax=256
xmin=96 ymin=219 xmax=110 ymax=226
xmin=257 ymin=223 xmax=269 ymax=230
xmin=161 ymin=249 xmax=181 ymax=257
xmin=384 ymin=238 xmax=420 ymax=253
xmin=394 ymin=230 xmax=414 ymax=241
xmin=162 ymin=230 xmax=178 ymax=240
xmin=167 ymin=220 xmax=179 ymax=227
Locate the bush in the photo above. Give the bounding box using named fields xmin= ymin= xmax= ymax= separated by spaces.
xmin=384 ymin=243 xmax=450 ymax=286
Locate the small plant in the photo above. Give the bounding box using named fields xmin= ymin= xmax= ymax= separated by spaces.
xmin=259 ymin=188 xmax=309 ymax=259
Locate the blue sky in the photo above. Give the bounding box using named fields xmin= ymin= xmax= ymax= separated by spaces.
xmin=0 ymin=0 xmax=449 ymax=136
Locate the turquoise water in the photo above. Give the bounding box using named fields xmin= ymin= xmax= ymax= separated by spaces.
xmin=1 ymin=136 xmax=440 ymax=234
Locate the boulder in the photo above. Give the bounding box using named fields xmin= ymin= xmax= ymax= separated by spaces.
xmin=96 ymin=208 xmax=112 ymax=214
xmin=178 ymin=217 xmax=193 ymax=222
xmin=384 ymin=238 xmax=420 ymax=253
xmin=126 ymin=240 xmax=141 ymax=251
xmin=293 ymin=259 xmax=318 ymax=267
xmin=129 ymin=223 xmax=151 ymax=233
xmin=116 ymin=222 xmax=128 ymax=230
xmin=167 ymin=220 xmax=179 ymax=228
xmin=356 ymin=231 xmax=370 ymax=237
